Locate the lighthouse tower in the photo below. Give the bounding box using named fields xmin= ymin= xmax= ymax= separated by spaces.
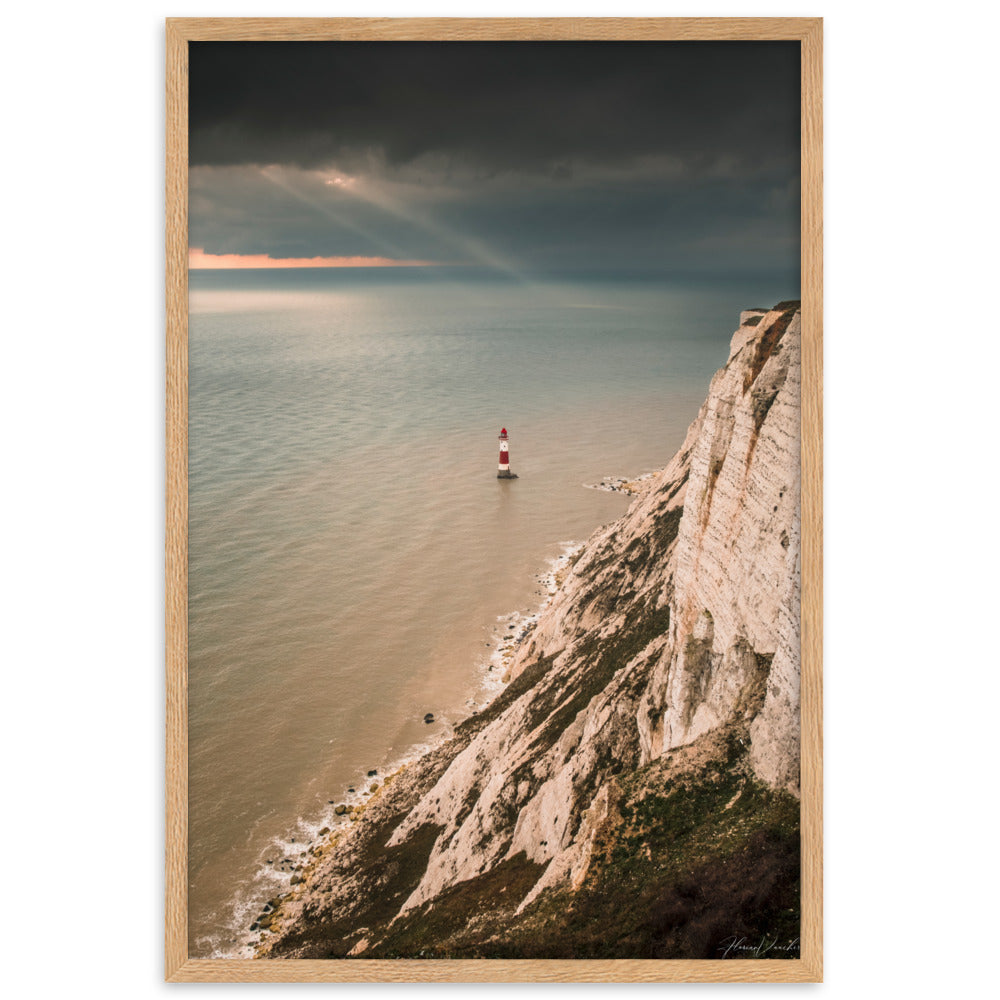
xmin=497 ymin=427 xmax=518 ymax=479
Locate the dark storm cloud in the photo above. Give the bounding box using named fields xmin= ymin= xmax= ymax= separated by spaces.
xmin=190 ymin=41 xmax=799 ymax=173
xmin=188 ymin=41 xmax=800 ymax=276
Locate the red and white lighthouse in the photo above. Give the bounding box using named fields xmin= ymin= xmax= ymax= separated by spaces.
xmin=497 ymin=427 xmax=517 ymax=479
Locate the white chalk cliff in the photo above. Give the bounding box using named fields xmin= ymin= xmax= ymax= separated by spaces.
xmin=260 ymin=303 xmax=802 ymax=959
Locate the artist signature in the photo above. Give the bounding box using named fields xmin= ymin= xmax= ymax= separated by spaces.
xmin=718 ymin=934 xmax=800 ymax=958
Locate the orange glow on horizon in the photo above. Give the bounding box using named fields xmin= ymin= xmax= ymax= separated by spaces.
xmin=188 ymin=248 xmax=435 ymax=269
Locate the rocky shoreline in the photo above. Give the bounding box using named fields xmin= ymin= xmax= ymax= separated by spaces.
xmin=248 ymin=302 xmax=802 ymax=960
xmin=585 ymin=471 xmax=658 ymax=496
xmin=219 ymin=541 xmax=586 ymax=957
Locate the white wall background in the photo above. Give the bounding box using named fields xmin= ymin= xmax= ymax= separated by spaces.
xmin=2 ymin=1 xmax=996 ymax=994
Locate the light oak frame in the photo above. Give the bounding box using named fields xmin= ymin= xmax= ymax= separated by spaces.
xmin=166 ymin=16 xmax=823 ymax=983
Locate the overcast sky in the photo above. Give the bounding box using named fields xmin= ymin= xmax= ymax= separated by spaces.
xmin=189 ymin=41 xmax=800 ymax=277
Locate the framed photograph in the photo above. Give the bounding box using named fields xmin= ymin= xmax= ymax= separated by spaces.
xmin=166 ymin=17 xmax=822 ymax=983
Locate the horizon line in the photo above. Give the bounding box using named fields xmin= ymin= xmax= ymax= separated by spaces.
xmin=189 ymin=248 xmax=440 ymax=270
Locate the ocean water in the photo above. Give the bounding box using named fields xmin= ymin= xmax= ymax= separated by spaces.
xmin=187 ymin=268 xmax=795 ymax=956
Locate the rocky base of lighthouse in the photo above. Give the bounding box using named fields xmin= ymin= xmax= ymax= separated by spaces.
xmin=497 ymin=471 xmax=519 ymax=479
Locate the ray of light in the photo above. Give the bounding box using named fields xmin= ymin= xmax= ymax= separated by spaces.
xmin=257 ymin=167 xmax=420 ymax=264
xmin=336 ymin=171 xmax=527 ymax=282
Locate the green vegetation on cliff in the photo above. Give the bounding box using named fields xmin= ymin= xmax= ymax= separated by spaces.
xmin=365 ymin=724 xmax=799 ymax=960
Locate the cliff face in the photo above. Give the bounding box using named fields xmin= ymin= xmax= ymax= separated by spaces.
xmin=637 ymin=303 xmax=801 ymax=791
xmin=259 ymin=303 xmax=802 ymax=960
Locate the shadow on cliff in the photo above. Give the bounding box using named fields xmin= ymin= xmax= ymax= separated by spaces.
xmin=366 ymin=724 xmax=800 ymax=960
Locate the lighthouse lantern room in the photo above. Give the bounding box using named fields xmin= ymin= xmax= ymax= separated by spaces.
xmin=497 ymin=427 xmax=518 ymax=479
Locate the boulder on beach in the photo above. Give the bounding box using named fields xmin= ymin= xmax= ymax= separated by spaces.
xmin=423 ymin=713 xmax=435 ymax=724
xmin=334 ymin=804 xmax=348 ymax=816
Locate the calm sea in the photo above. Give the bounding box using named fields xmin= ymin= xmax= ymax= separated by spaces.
xmin=187 ymin=267 xmax=795 ymax=956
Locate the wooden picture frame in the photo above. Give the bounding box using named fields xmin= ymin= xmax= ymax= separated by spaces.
xmin=166 ymin=16 xmax=822 ymax=983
